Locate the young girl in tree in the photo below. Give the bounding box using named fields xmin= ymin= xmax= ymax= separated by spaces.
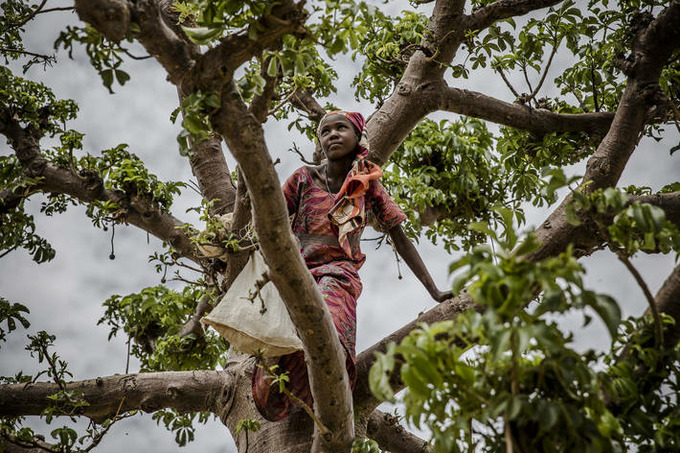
xmin=252 ymin=110 xmax=451 ymax=421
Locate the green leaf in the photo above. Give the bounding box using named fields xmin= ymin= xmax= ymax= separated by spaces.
xmin=266 ymin=57 xmax=278 ymax=77
xmin=368 ymin=344 xmax=396 ymax=403
xmin=181 ymin=26 xmax=223 ymax=45
xmin=115 ymin=69 xmax=130 ymax=85
xmin=589 ymin=294 xmax=621 ymax=338
xmin=565 ymin=202 xmax=582 ymax=226
xmin=101 ymin=69 xmax=114 ymax=89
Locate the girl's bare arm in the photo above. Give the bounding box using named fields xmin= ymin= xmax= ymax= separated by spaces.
xmin=388 ymin=224 xmax=452 ymax=303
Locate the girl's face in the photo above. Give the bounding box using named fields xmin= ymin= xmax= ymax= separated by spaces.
xmin=318 ymin=114 xmax=359 ymax=162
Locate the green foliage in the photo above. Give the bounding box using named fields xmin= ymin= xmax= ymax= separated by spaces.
xmin=0 ymin=298 xmax=30 ymax=344
xmin=308 ymin=1 xmax=419 ymax=104
xmin=383 ymin=118 xmax=511 ymax=251
xmin=349 ymin=9 xmax=427 ymax=104
xmin=98 ymin=285 xmax=228 ymax=371
xmin=171 ymin=91 xmax=220 ymax=156
xmin=0 ymin=66 xmax=78 ymax=136
xmin=152 ymin=410 xmax=212 ymax=447
xmin=371 ymin=216 xmax=679 ymax=452
xmin=235 ymin=418 xmax=261 ymax=436
xmin=605 ymin=315 xmax=680 ymax=451
xmin=93 ymin=144 xmax=185 ymax=211
xmin=567 ymin=187 xmax=680 ymax=255
xmin=174 ymin=0 xmax=276 ymax=44
xmin=0 ymin=0 xmax=56 ymax=71
xmin=383 ymin=117 xmax=597 ymax=252
xmin=55 ymin=24 xmax=132 ymax=93
xmin=0 ymin=154 xmax=58 ymax=262
xmin=3 ymin=0 xmax=680 ymax=451
xmin=497 ymin=126 xmax=594 ymax=203
xmin=43 ymin=142 xmax=185 ymax=226
xmin=0 ymin=205 xmax=56 ymax=263
xmin=351 ymin=437 xmax=381 ymax=453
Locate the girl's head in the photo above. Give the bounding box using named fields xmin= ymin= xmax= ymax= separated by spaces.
xmin=317 ymin=111 xmax=369 ymax=159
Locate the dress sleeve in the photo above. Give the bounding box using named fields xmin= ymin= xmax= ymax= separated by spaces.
xmin=282 ymin=168 xmax=303 ymax=216
xmin=367 ymin=180 xmax=406 ymax=231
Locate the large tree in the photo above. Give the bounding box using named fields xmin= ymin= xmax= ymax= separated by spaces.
xmin=1 ymin=0 xmax=680 ymax=452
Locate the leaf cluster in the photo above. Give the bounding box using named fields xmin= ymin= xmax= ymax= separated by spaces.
xmin=0 ymin=297 xmax=29 ymax=344
xmin=370 ymin=216 xmax=680 ymax=452
xmin=98 ymin=285 xmax=228 ymax=372
xmin=0 ymin=0 xmax=57 ymax=72
xmin=152 ymin=410 xmax=213 ymax=447
xmin=567 ymin=187 xmax=680 ymax=256
xmin=171 ymin=91 xmax=220 ymax=156
xmin=55 ymin=24 xmax=132 ymax=93
xmin=0 ymin=66 xmax=78 ymax=136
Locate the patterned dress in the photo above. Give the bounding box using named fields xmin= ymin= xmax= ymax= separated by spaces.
xmin=251 ymin=166 xmax=406 ymax=421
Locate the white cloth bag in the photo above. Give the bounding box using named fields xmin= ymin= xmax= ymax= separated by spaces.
xmin=201 ymin=250 xmax=303 ymax=357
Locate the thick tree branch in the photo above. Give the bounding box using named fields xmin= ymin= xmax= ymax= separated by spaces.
xmin=222 ymin=169 xmax=253 ymax=289
xmin=354 ymin=292 xmax=478 ymax=418
xmin=74 ymin=0 xmax=198 ymax=85
xmin=466 ymin=0 xmax=564 ymax=32
xmin=77 ymin=1 xmax=235 ymax=215
xmin=433 ymin=85 xmax=615 ymax=137
xmin=178 ymin=171 xmax=253 ymax=338
xmin=185 ymin=1 xmax=307 ymax=93
xmin=364 ymin=0 xmax=575 ymax=164
xmin=650 ymin=263 xmax=680 ymax=348
xmin=213 ymin=82 xmax=354 ymax=452
xmin=528 ymin=2 xmax=680 ymax=261
xmin=353 ymin=188 xmax=680 ymax=415
xmin=187 ymin=136 xmax=237 ymax=216
xmin=367 ymin=410 xmax=432 ymax=453
xmin=582 ymin=2 xmax=680 ymax=192
xmin=0 ymin=116 xmax=199 ymax=262
xmin=290 ymin=89 xmax=326 ymax=123
xmin=0 ymin=371 xmax=233 ymax=423
xmin=366 ymin=0 xmax=468 ymax=163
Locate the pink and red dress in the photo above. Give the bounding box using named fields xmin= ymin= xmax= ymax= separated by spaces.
xmin=251 ymin=165 xmax=406 ymax=421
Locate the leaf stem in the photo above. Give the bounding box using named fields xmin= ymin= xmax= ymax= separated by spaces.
xmin=614 ymin=251 xmax=663 ymax=347
xmin=281 ymin=386 xmax=330 ymax=436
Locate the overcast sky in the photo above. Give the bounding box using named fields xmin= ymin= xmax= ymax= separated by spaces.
xmin=1 ymin=2 xmax=679 ymax=453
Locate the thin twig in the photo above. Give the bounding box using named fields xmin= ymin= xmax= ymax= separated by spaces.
xmin=281 ymin=386 xmax=330 ymax=436
xmin=591 ymin=216 xmax=663 ymax=346
xmin=0 ymin=47 xmax=54 ymax=62
xmin=589 ymin=43 xmax=600 ymax=112
xmin=9 ymin=0 xmax=47 ymax=29
xmin=121 ymin=48 xmax=152 ymax=60
xmin=521 ymin=60 xmax=534 ymax=95
xmin=170 ymin=275 xmax=203 ymax=286
xmin=0 ymin=244 xmax=20 ymax=259
xmin=495 ymin=65 xmax=521 ymax=99
xmin=175 ymin=260 xmax=204 ymax=273
xmin=40 ymin=343 xmax=67 ymax=391
xmin=268 ymin=89 xmax=298 ymax=117
xmin=125 ymin=337 xmax=131 ymax=374
xmin=83 ymin=403 xmax=134 ymax=452
xmin=614 ymin=251 xmax=663 ymax=347
xmin=36 ymin=6 xmax=75 ymax=14
xmin=288 ymin=142 xmax=315 ymax=165
xmin=525 ymin=42 xmax=559 ymax=104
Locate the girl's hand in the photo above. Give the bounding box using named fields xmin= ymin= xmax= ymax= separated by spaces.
xmin=432 ymin=289 xmax=453 ymax=303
